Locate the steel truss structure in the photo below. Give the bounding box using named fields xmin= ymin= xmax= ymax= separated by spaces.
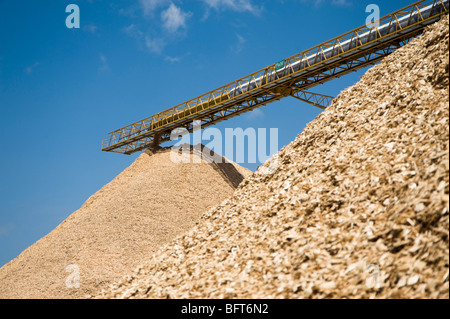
xmin=102 ymin=0 xmax=449 ymax=155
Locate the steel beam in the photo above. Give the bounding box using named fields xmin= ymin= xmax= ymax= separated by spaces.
xmin=102 ymin=0 xmax=449 ymax=154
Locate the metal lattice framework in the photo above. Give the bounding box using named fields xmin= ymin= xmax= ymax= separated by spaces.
xmin=102 ymin=0 xmax=449 ymax=155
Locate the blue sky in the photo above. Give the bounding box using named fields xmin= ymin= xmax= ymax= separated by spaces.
xmin=0 ymin=0 xmax=411 ymax=267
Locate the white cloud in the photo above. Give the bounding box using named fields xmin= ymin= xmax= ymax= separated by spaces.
xmin=139 ymin=0 xmax=171 ymax=15
xmin=201 ymin=0 xmax=261 ymax=14
xmin=83 ymin=24 xmax=99 ymax=34
xmin=118 ymin=6 xmax=137 ymax=17
xmin=123 ymin=24 xmax=144 ymax=39
xmin=299 ymin=0 xmax=351 ymax=7
xmin=123 ymin=24 xmax=167 ymax=54
xmin=24 ymin=62 xmax=39 ymax=75
xmin=231 ymin=34 xmax=247 ymax=54
xmin=331 ymin=0 xmax=351 ymax=6
xmin=161 ymin=3 xmax=192 ymax=33
xmin=246 ymin=108 xmax=264 ymax=120
xmin=165 ymin=56 xmax=182 ymax=63
xmin=145 ymin=36 xmax=166 ymax=54
xmin=99 ymin=53 xmax=110 ymax=72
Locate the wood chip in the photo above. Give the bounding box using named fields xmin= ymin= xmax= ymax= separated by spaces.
xmin=96 ymin=16 xmax=449 ymax=300
xmin=0 ymin=147 xmax=251 ymax=298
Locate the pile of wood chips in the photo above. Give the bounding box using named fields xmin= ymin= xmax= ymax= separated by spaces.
xmin=96 ymin=15 xmax=449 ymax=299
xmin=0 ymin=147 xmax=251 ymax=299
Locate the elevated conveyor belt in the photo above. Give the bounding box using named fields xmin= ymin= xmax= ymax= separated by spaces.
xmin=102 ymin=0 xmax=449 ymax=155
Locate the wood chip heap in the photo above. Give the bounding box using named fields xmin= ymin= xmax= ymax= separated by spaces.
xmin=0 ymin=147 xmax=251 ymax=299
xmin=96 ymin=15 xmax=449 ymax=299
